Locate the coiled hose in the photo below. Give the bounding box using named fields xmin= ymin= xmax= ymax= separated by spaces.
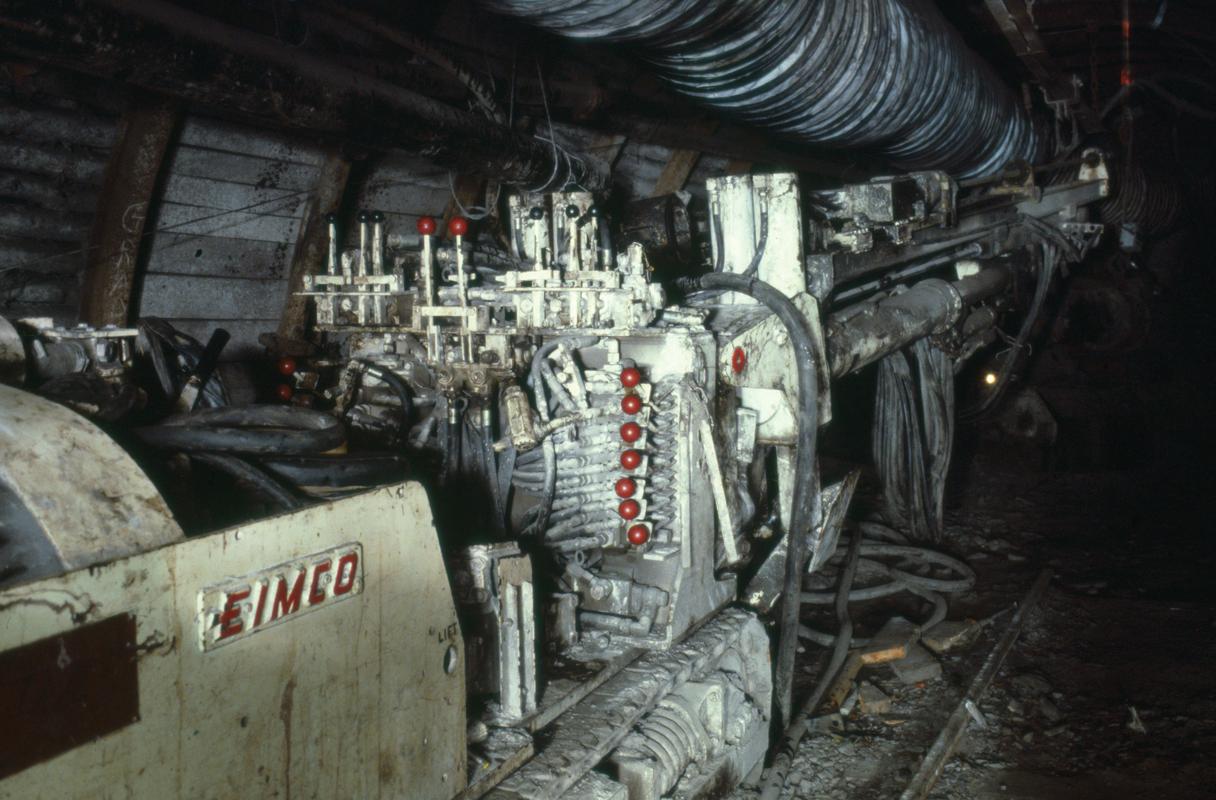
xmin=1101 ymin=163 xmax=1183 ymax=237
xmin=797 ymin=521 xmax=976 ymax=646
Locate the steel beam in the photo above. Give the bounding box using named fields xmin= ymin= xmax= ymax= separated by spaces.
xmin=80 ymin=100 xmax=179 ymax=327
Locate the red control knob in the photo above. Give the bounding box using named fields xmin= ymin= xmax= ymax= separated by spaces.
xmin=620 ymin=449 xmax=642 ymax=470
xmin=618 ymin=499 xmax=640 ymax=520
xmin=620 ymin=367 xmax=641 ymax=388
xmin=614 ymin=477 xmax=636 ymax=498
xmin=621 ymin=394 xmax=642 ymax=415
xmin=417 ymin=216 xmax=437 ymax=236
xmin=275 ymin=383 xmax=293 ymax=401
xmin=731 ymin=346 xmax=747 ymax=374
xmin=277 ymin=356 xmax=297 ymax=376
xmin=448 ymin=216 xmax=468 ymax=237
xmin=627 ymin=524 xmax=650 ymax=546
xmin=620 ymin=421 xmax=642 ymax=443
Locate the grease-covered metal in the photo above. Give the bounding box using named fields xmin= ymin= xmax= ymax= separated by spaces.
xmin=483 ymin=0 xmax=1041 ymax=177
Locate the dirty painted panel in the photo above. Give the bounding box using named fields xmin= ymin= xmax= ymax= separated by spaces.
xmin=147 ymin=234 xmax=291 ymax=280
xmin=152 ymin=201 xmax=302 ymax=243
xmin=167 ymin=146 xmax=320 ymax=191
xmin=161 ymin=174 xmax=307 ymax=215
xmin=0 ymin=482 xmax=465 ymax=800
xmin=0 ymin=614 xmax=140 ymax=780
xmin=139 ymin=274 xmax=287 ymax=320
xmin=138 ymin=115 xmax=324 ymax=344
xmin=177 ymin=116 xmax=324 ymax=166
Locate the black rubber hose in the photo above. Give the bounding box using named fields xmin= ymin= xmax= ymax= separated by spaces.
xmin=191 ymin=452 xmax=302 ymax=511
xmin=361 ymin=362 xmax=413 ymax=426
xmin=259 ymin=454 xmax=408 ymax=490
xmin=698 ymin=272 xmax=819 ymax=729
xmin=740 ymin=204 xmax=769 ymax=278
xmin=961 ymin=242 xmax=1057 ymax=422
xmin=135 ymin=406 xmax=345 ymax=455
xmin=761 ymin=526 xmax=862 ymax=800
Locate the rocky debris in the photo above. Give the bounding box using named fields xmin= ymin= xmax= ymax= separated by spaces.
xmin=1038 ymin=696 xmax=1063 ymax=723
xmin=921 ymin=619 xmax=981 ymax=654
xmin=857 ymin=682 xmax=892 ymax=715
xmin=890 ymin=643 xmax=943 ymax=684
xmin=1010 ymin=672 xmax=1053 ymax=697
xmin=861 ymin=616 xmax=920 ymax=665
xmin=1127 ymin=706 xmax=1148 ymax=734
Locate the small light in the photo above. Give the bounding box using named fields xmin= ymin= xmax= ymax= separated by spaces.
xmin=983 ymin=371 xmax=999 ymax=386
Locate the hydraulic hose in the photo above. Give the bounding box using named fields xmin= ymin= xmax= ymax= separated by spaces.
xmin=135 ymin=406 xmax=345 ymax=455
xmin=797 ymin=522 xmax=975 ymax=646
xmin=698 ymin=272 xmax=819 ymax=731
xmin=361 ymin=362 xmax=413 ymax=425
xmin=191 ymin=452 xmax=301 ymax=511
xmin=761 ymin=525 xmax=862 ymax=800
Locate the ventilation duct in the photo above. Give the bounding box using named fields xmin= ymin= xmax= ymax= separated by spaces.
xmin=484 ymin=0 xmax=1042 ymax=178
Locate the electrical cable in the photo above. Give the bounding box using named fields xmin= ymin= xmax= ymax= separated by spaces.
xmin=960 ymin=241 xmax=1057 ymax=422
xmin=760 ymin=528 xmax=862 ymax=800
xmin=698 ymin=271 xmax=819 ymax=731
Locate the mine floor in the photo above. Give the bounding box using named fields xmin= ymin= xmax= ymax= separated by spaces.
xmin=734 ymin=443 xmax=1216 ymax=800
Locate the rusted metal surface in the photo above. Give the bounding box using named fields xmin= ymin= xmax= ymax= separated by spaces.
xmin=80 ymin=100 xmax=179 ymax=327
xmin=0 ymin=481 xmax=465 ymax=799
xmin=0 ymin=383 xmax=183 ymax=588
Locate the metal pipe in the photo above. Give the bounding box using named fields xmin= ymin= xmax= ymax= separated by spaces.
xmin=826 ymin=267 xmax=1011 ymax=377
xmin=484 ymin=0 xmax=1041 ymax=177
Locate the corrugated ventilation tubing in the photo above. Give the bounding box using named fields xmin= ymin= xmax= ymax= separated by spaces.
xmin=1101 ymin=164 xmax=1183 ymax=236
xmin=484 ymin=0 xmax=1042 ymax=178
